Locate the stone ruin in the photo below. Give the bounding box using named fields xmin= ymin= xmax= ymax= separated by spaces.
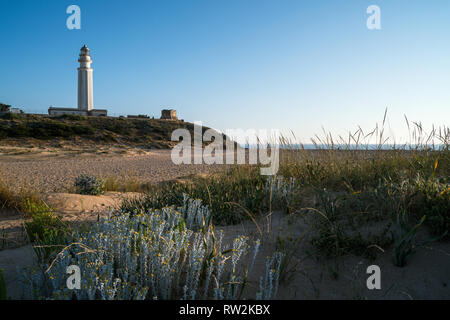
xmin=160 ymin=109 xmax=178 ymax=120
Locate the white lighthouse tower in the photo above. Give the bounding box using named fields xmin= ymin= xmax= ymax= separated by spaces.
xmin=48 ymin=45 xmax=107 ymax=117
xmin=78 ymin=45 xmax=94 ymax=111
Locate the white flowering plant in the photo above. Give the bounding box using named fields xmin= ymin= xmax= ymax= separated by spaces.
xmin=20 ymin=196 xmax=282 ymax=300
xmin=265 ymin=176 xmax=296 ymax=214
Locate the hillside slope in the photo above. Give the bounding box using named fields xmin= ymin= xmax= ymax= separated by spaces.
xmin=0 ymin=113 xmax=222 ymax=149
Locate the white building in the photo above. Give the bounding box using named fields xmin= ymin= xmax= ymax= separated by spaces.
xmin=10 ymin=107 xmax=23 ymax=114
xmin=49 ymin=45 xmax=107 ymax=117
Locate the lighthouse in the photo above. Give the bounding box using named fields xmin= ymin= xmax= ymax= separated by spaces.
xmin=48 ymin=45 xmax=107 ymax=117
xmin=78 ymin=45 xmax=94 ymax=111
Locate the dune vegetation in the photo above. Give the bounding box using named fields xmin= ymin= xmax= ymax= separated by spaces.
xmin=1 ymin=115 xmax=449 ymax=299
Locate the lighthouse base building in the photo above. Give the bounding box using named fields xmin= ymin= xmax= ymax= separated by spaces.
xmin=49 ymin=45 xmax=107 ymax=117
xmin=48 ymin=107 xmax=107 ymax=117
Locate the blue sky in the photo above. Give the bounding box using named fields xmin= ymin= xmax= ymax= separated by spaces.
xmin=0 ymin=0 xmax=449 ymax=142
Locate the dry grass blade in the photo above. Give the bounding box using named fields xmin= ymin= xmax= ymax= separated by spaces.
xmin=224 ymin=201 xmax=263 ymax=237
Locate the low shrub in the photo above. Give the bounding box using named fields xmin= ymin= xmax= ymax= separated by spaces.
xmin=0 ymin=112 xmax=21 ymax=120
xmin=57 ymin=114 xmax=87 ymax=121
xmin=409 ymin=175 xmax=449 ymax=237
xmin=24 ymin=205 xmax=70 ymax=264
xmin=309 ymin=187 xmax=393 ymax=258
xmin=74 ymin=174 xmax=105 ymax=195
xmin=25 ymin=210 xmax=65 ymax=243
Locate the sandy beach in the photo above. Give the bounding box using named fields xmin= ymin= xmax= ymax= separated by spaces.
xmin=0 ymin=149 xmax=224 ymax=193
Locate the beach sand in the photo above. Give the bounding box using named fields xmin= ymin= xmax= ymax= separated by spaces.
xmin=0 ymin=149 xmax=224 ymax=193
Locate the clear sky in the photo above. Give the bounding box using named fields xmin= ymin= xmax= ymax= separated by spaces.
xmin=0 ymin=0 xmax=449 ymax=142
